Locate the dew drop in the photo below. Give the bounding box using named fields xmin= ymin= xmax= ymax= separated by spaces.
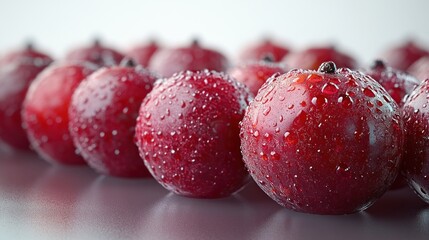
xmin=363 ymin=87 xmax=375 ymax=98
xmin=338 ymin=95 xmax=353 ymax=108
xmin=253 ymin=130 xmax=260 ymax=137
xmin=307 ymin=74 xmax=323 ymax=83
xmin=311 ymin=96 xmax=328 ymax=107
xmin=262 ymin=106 xmax=272 ymax=116
xmin=284 ymin=131 xmax=298 ymax=145
xmin=322 ymin=82 xmax=339 ymax=94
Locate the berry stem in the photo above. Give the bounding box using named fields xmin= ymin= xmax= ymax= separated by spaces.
xmin=262 ymin=54 xmax=275 ymax=63
xmin=372 ymin=59 xmax=386 ymax=69
xmin=120 ymin=58 xmax=137 ymax=68
xmin=318 ymin=61 xmax=337 ymax=74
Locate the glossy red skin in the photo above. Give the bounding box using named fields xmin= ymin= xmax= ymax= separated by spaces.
xmin=149 ymin=42 xmax=228 ymax=77
xmin=380 ymin=41 xmax=429 ymax=71
xmin=65 ymin=42 xmax=124 ymax=67
xmin=408 ymin=56 xmax=429 ymax=81
xmin=366 ymin=62 xmax=420 ymax=107
xmin=69 ymin=66 xmax=157 ymax=178
xmin=239 ymin=40 xmax=290 ymax=63
xmin=22 ymin=63 xmax=98 ymax=165
xmin=284 ymin=47 xmax=356 ymax=70
xmin=366 ymin=62 xmax=420 ymax=189
xmin=126 ymin=41 xmax=159 ymax=67
xmin=229 ymin=60 xmax=288 ymax=96
xmin=135 ymin=70 xmax=252 ymax=198
xmin=402 ymin=79 xmax=429 ymax=203
xmin=0 ymin=48 xmax=53 ymax=150
xmin=240 ymin=67 xmax=403 ymax=214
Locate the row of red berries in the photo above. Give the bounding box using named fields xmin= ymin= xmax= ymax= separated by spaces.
xmin=1 ymin=38 xmax=429 ymax=215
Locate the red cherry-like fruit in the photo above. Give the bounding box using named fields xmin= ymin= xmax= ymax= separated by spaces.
xmin=402 ymin=79 xmax=429 ymax=203
xmin=126 ymin=40 xmax=159 ymax=67
xmin=149 ymin=40 xmax=228 ymax=77
xmin=238 ymin=39 xmax=290 ymax=63
xmin=0 ymin=43 xmax=53 ymax=150
xmin=366 ymin=60 xmax=420 ymax=107
xmin=22 ymin=62 xmax=98 ymax=165
xmin=69 ymin=59 xmax=158 ymax=178
xmin=240 ymin=61 xmax=403 ymax=214
xmin=380 ymin=40 xmax=429 ymax=71
xmin=284 ymin=46 xmax=356 ymax=71
xmin=408 ymin=56 xmax=429 ymax=81
xmin=65 ymin=39 xmax=124 ymax=67
xmin=135 ymin=70 xmax=252 ymax=198
xmin=229 ymin=57 xmax=288 ymax=96
xmin=365 ymin=60 xmax=420 ymax=189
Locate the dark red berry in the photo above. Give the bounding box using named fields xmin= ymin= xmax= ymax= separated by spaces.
xmin=229 ymin=58 xmax=287 ymax=96
xmin=408 ymin=56 xmax=429 ymax=81
xmin=22 ymin=62 xmax=98 ymax=165
xmin=240 ymin=61 xmax=403 ymax=214
xmin=65 ymin=39 xmax=124 ymax=67
xmin=239 ymin=39 xmax=290 ymax=63
xmin=366 ymin=60 xmax=420 ymax=107
xmin=135 ymin=70 xmax=252 ymax=198
xmin=284 ymin=46 xmax=356 ymax=70
xmin=149 ymin=40 xmax=228 ymax=77
xmin=380 ymin=40 xmax=429 ymax=71
xmin=69 ymin=59 xmax=158 ymax=178
xmin=0 ymin=43 xmax=53 ymax=150
xmin=126 ymin=40 xmax=159 ymax=67
xmin=402 ymin=79 xmax=429 ymax=203
xmin=365 ymin=60 xmax=420 ymax=190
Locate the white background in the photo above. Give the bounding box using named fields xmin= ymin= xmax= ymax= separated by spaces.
xmin=0 ymin=0 xmax=428 ymax=65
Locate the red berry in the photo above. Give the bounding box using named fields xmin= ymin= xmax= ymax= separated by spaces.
xmin=380 ymin=40 xmax=429 ymax=71
xmin=65 ymin=39 xmax=124 ymax=67
xmin=135 ymin=70 xmax=252 ymax=198
xmin=240 ymin=61 xmax=403 ymax=214
xmin=149 ymin=40 xmax=228 ymax=77
xmin=402 ymin=79 xmax=429 ymax=203
xmin=229 ymin=57 xmax=287 ymax=96
xmin=366 ymin=60 xmax=420 ymax=107
xmin=365 ymin=60 xmax=420 ymax=190
xmin=22 ymin=62 xmax=98 ymax=165
xmin=284 ymin=46 xmax=356 ymax=70
xmin=0 ymin=43 xmax=53 ymax=150
xmin=69 ymin=59 xmax=157 ymax=178
xmin=126 ymin=40 xmax=159 ymax=67
xmin=239 ymin=39 xmax=290 ymax=63
xmin=408 ymin=56 xmax=429 ymax=81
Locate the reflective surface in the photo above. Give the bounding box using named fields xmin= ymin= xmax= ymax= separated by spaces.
xmin=1 ymin=148 xmax=428 ymax=240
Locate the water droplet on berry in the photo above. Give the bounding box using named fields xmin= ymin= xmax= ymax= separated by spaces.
xmin=363 ymin=87 xmax=375 ymax=98
xmin=311 ymin=96 xmax=328 ymax=107
xmin=284 ymin=131 xmax=298 ymax=145
xmin=262 ymin=106 xmax=271 ymax=116
xmin=322 ymin=82 xmax=339 ymax=94
xmin=253 ymin=130 xmax=260 ymax=137
xmin=307 ymin=74 xmax=323 ymax=83
xmin=338 ymin=95 xmax=353 ymax=108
